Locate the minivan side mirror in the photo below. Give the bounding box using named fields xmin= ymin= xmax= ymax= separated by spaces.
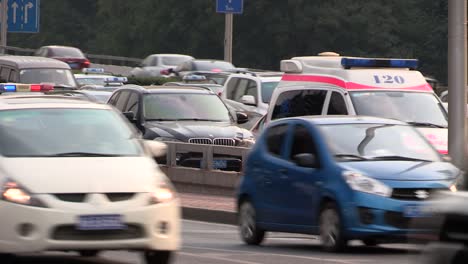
xmin=240 ymin=95 xmax=256 ymax=106
xmin=293 ymin=153 xmax=317 ymax=168
xmin=123 ymin=111 xmax=136 ymax=123
xmin=144 ymin=140 xmax=167 ymax=157
xmin=236 ymin=111 xmax=249 ymax=124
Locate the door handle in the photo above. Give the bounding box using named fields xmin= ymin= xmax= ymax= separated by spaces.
xmin=278 ymin=169 xmax=288 ymax=174
xmin=316 ymin=181 xmax=323 ymax=186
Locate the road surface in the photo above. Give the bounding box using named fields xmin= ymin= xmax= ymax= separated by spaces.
xmin=12 ymin=220 xmax=423 ymax=264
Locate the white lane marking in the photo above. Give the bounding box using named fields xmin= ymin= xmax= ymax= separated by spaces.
xmin=179 ymin=251 xmax=262 ymax=264
xmin=183 ymin=219 xmax=236 ymax=228
xmin=184 ymin=245 xmax=358 ymax=264
xmin=183 ymin=229 xmax=239 ymax=234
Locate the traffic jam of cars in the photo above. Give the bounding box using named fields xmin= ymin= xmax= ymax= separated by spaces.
xmin=0 ymin=46 xmax=465 ymax=263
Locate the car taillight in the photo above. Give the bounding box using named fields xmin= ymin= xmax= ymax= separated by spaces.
xmin=160 ymin=69 xmax=170 ymax=75
xmin=82 ymin=60 xmax=91 ymax=68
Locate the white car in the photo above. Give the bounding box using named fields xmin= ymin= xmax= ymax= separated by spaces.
xmin=222 ymin=70 xmax=283 ymax=116
xmin=0 ymin=95 xmax=180 ymax=263
xmin=130 ymin=54 xmax=194 ymax=78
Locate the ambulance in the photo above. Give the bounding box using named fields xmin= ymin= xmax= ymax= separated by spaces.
xmin=266 ymin=52 xmax=448 ymax=154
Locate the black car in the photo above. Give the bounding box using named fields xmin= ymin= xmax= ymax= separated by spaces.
xmin=107 ymin=85 xmax=254 ymax=170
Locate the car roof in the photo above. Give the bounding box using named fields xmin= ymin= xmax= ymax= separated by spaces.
xmin=0 ymin=56 xmax=71 ymax=69
xmin=275 ymin=115 xmax=407 ymax=126
xmin=41 ymin=45 xmax=81 ymax=50
xmin=116 ymin=84 xmax=215 ymax=94
xmin=0 ymin=95 xmax=111 ymax=110
xmin=148 ymin=53 xmax=193 ymax=58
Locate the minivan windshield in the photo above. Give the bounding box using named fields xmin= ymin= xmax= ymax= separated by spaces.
xmin=319 ymin=123 xmax=441 ymax=162
xmin=143 ymin=93 xmax=231 ymax=122
xmin=350 ymin=91 xmax=447 ymax=128
xmin=20 ymin=69 xmax=78 ymax=88
xmin=0 ymin=108 xmax=142 ymax=157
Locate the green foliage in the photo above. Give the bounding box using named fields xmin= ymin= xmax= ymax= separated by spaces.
xmin=7 ymin=0 xmax=449 ymax=83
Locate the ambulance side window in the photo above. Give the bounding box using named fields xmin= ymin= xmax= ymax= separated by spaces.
xmin=327 ymin=92 xmax=348 ymax=115
xmin=271 ymin=89 xmax=327 ymax=120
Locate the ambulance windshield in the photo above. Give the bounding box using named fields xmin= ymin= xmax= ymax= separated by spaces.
xmin=350 ymin=91 xmax=447 ymax=128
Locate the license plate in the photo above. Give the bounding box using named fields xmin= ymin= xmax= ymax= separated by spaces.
xmin=69 ymin=63 xmax=80 ymax=68
xmin=213 ymin=159 xmax=228 ymax=169
xmin=77 ymin=214 xmax=126 ymax=230
xmin=403 ymin=205 xmax=432 ymax=218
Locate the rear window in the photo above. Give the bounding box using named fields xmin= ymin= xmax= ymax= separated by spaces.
xmin=49 ymin=47 xmax=85 ymax=58
xmin=161 ymin=56 xmax=192 ymax=66
xmin=193 ymin=61 xmax=235 ymax=71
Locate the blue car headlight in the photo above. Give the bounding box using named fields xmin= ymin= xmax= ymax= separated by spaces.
xmin=342 ymin=171 xmax=392 ymax=197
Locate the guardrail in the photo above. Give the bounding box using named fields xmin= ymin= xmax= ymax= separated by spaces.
xmin=0 ymin=45 xmax=142 ymax=67
xmin=159 ymin=142 xmax=250 ymax=196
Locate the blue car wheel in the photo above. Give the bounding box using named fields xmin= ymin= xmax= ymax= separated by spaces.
xmin=319 ymin=202 xmax=347 ymax=252
xmin=238 ymin=201 xmax=265 ymax=245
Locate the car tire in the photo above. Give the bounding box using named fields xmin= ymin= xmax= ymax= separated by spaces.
xmin=319 ymin=202 xmax=347 ymax=252
xmin=362 ymin=238 xmax=378 ymax=247
xmin=144 ymin=250 xmax=173 ymax=264
xmin=79 ymin=250 xmax=99 ymax=257
xmin=238 ymin=201 xmax=265 ymax=245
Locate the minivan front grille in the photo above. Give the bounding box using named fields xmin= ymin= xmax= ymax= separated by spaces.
xmin=54 ymin=194 xmax=87 ymax=203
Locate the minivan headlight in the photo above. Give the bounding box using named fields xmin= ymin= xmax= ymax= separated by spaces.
xmin=342 ymin=171 xmax=392 ymax=197
xmin=1 ymin=180 xmax=47 ymax=207
xmin=149 ymin=179 xmax=177 ymax=204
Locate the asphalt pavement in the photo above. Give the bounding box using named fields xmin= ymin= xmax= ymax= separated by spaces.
xmin=11 ymin=220 xmax=424 ymax=264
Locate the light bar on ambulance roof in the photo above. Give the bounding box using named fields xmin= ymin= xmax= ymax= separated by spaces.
xmin=82 ymin=68 xmax=105 ymax=74
xmin=341 ymin=58 xmax=418 ymax=70
xmin=104 ymin=77 xmax=128 ymax=83
xmin=0 ymin=83 xmax=54 ymax=93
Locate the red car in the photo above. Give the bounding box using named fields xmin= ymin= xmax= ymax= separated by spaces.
xmin=34 ymin=45 xmax=90 ymax=70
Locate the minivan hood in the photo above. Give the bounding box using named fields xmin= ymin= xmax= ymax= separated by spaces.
xmin=145 ymin=121 xmax=252 ymax=141
xmin=340 ymin=160 xmax=459 ymax=181
xmin=0 ymin=157 xmax=162 ymax=194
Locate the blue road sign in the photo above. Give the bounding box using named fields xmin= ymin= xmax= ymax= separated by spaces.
xmin=7 ymin=0 xmax=40 ymax=33
xmin=216 ymin=0 xmax=243 ymax=14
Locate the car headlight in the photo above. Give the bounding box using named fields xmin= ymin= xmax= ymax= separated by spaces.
xmin=342 ymin=171 xmax=392 ymax=197
xmin=1 ymin=180 xmax=47 ymax=207
xmin=149 ymin=179 xmax=177 ymax=204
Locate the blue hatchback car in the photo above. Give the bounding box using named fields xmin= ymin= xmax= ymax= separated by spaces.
xmin=237 ymin=116 xmax=461 ymax=251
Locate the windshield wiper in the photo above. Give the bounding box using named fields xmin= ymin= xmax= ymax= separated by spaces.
xmin=406 ymin=122 xmax=447 ymax=128
xmin=334 ymin=154 xmax=369 ymax=161
xmin=48 ymin=152 xmax=122 ymax=157
xmin=369 ymin=155 xmax=431 ymax=162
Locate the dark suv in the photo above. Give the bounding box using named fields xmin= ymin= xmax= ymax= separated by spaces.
xmin=107 ymin=85 xmax=254 ymax=170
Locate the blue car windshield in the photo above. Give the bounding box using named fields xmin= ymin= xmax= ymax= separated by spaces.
xmin=319 ymin=123 xmax=441 ymax=162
